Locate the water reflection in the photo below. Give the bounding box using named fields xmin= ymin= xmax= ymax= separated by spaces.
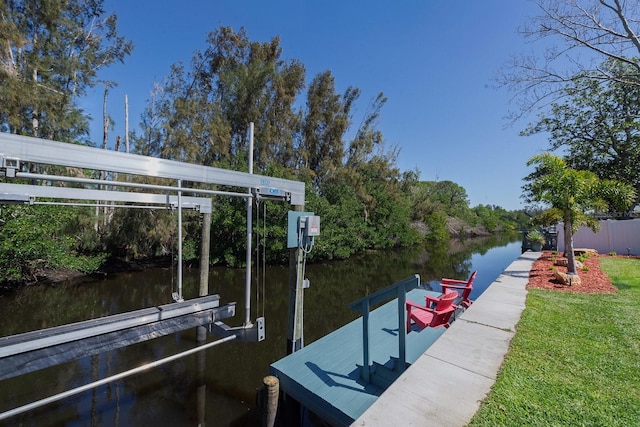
xmin=0 ymin=234 xmax=521 ymax=426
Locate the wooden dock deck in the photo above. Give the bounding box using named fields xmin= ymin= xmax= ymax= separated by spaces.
xmin=270 ymin=288 xmax=447 ymax=426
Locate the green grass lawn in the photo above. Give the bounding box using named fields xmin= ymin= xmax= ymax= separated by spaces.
xmin=468 ymin=257 xmax=640 ymax=427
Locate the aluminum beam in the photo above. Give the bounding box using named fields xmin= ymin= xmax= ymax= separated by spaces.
xmin=0 ymin=133 xmax=305 ymax=205
xmin=0 ymin=295 xmax=223 ymax=358
xmin=0 ymin=295 xmax=236 ymax=380
xmin=0 ymin=182 xmax=212 ymax=213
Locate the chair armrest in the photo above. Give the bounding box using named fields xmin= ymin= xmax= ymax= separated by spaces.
xmin=407 ymin=300 xmax=434 ymax=313
xmin=441 ymin=278 xmax=469 ymax=285
xmin=425 ymin=295 xmax=439 ymax=307
xmin=440 ymin=283 xmax=468 ymax=291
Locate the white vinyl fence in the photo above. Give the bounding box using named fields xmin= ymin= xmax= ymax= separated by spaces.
xmin=557 ymin=219 xmax=640 ymax=255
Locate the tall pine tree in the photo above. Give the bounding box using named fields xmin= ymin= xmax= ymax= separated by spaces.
xmin=0 ymin=0 xmax=133 ymax=141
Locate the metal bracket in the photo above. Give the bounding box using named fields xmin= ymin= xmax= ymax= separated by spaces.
xmin=253 ymin=187 xmax=291 ymax=202
xmin=0 ymin=193 xmax=31 ymax=204
xmin=0 ymin=155 xmax=19 ymax=178
xmin=210 ymin=317 xmax=265 ymax=342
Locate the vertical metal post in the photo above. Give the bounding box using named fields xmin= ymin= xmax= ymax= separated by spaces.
xmin=177 ymin=179 xmax=184 ymax=302
xmin=287 ymin=205 xmax=305 ymax=354
xmin=361 ymin=300 xmax=371 ymax=384
xmin=397 ymin=284 xmax=407 ymax=371
xmin=244 ymin=122 xmax=254 ymax=326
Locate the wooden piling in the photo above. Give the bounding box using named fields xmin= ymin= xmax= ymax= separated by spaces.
xmin=197 ymin=211 xmax=211 ymax=344
xmin=199 ymin=212 xmax=211 ymax=298
xmin=262 ymin=375 xmax=279 ymax=427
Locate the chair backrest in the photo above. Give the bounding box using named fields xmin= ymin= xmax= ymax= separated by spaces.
xmin=430 ymin=291 xmax=457 ymax=327
xmin=460 ymin=271 xmax=477 ymax=300
xmin=434 ymin=290 xmax=457 ymax=311
xmin=442 ymin=271 xmax=477 ymax=303
xmin=467 ymin=270 xmax=477 ymax=285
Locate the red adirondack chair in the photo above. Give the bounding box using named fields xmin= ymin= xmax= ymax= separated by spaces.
xmin=440 ymin=271 xmax=477 ymax=308
xmin=406 ymin=290 xmax=458 ymax=333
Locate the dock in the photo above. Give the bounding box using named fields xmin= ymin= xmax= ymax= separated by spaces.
xmin=270 ymin=287 xmax=448 ymax=426
xmin=270 ymin=251 xmax=538 ymax=426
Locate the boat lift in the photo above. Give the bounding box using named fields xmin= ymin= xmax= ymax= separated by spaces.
xmin=0 ymin=128 xmax=304 ymax=308
xmin=0 ymin=127 xmax=309 ymax=419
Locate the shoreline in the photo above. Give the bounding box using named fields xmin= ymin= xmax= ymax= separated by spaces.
xmin=0 ymin=255 xmax=174 ymax=295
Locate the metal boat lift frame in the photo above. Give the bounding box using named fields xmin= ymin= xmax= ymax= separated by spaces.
xmin=0 ymin=130 xmax=306 ymax=419
xmin=0 ymin=130 xmax=304 ymax=312
xmin=0 ymin=132 xmax=304 ymax=204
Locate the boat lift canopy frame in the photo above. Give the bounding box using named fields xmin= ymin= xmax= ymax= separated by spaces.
xmin=0 ymin=130 xmax=306 ymax=328
xmin=0 ymin=132 xmax=305 ymax=205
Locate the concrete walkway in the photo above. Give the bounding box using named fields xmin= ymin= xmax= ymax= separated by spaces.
xmin=352 ymin=251 xmax=540 ymax=426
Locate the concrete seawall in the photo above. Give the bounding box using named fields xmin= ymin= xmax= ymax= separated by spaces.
xmin=352 ymin=251 xmax=540 ymax=426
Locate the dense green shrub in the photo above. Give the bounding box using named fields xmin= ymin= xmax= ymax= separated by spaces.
xmin=0 ymin=205 xmax=106 ymax=282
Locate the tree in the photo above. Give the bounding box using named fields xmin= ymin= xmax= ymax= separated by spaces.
xmin=347 ymin=92 xmax=387 ymax=167
xmin=522 ymin=58 xmax=640 ymax=198
xmin=131 ymin=27 xmax=309 ymax=266
xmin=0 ymin=1 xmax=132 ymax=281
xmin=472 ymin=205 xmax=501 ymax=232
xmin=300 ymin=70 xmax=356 ymax=191
xmin=425 ymin=180 xmax=470 ymax=217
xmin=523 ymin=153 xmax=636 ymax=274
xmin=338 ymin=92 xmax=393 ymax=223
xmin=500 ymin=0 xmax=640 ymax=119
xmin=0 ymin=0 xmax=133 ymax=141
xmin=135 ymin=27 xmax=305 ymax=171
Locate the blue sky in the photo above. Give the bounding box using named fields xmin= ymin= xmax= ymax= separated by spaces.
xmin=81 ymin=0 xmax=551 ymax=211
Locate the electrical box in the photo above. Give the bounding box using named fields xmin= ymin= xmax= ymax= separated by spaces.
xmin=287 ymin=211 xmax=321 ymax=248
xmin=305 ymin=215 xmax=320 ymax=236
xmin=298 ymin=215 xmax=320 ymax=248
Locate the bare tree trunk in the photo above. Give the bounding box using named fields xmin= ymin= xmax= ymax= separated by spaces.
xmin=125 ymin=95 xmax=130 ymax=153
xmin=96 ymin=85 xmax=110 ymax=231
xmin=107 ymin=135 xmax=121 ymax=226
xmin=32 ymin=69 xmax=39 ymax=137
xmin=102 ymin=86 xmax=109 ymax=150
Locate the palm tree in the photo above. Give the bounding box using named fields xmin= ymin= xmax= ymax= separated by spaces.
xmin=523 ymin=153 xmax=636 ymax=275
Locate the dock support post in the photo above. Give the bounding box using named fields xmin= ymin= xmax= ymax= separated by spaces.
xmin=287 ymin=204 xmax=305 ymax=354
xmin=262 ymin=375 xmax=279 ymax=427
xmin=196 ymin=342 xmax=207 ymax=426
xmin=199 ymin=212 xmax=211 ymax=298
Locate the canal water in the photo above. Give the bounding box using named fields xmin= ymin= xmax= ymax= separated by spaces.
xmin=0 ymin=235 xmax=523 ymax=426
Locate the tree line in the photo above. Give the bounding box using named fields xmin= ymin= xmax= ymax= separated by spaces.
xmin=6 ymin=0 xmax=640 ymax=285
xmin=0 ymin=2 xmax=526 ymax=284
